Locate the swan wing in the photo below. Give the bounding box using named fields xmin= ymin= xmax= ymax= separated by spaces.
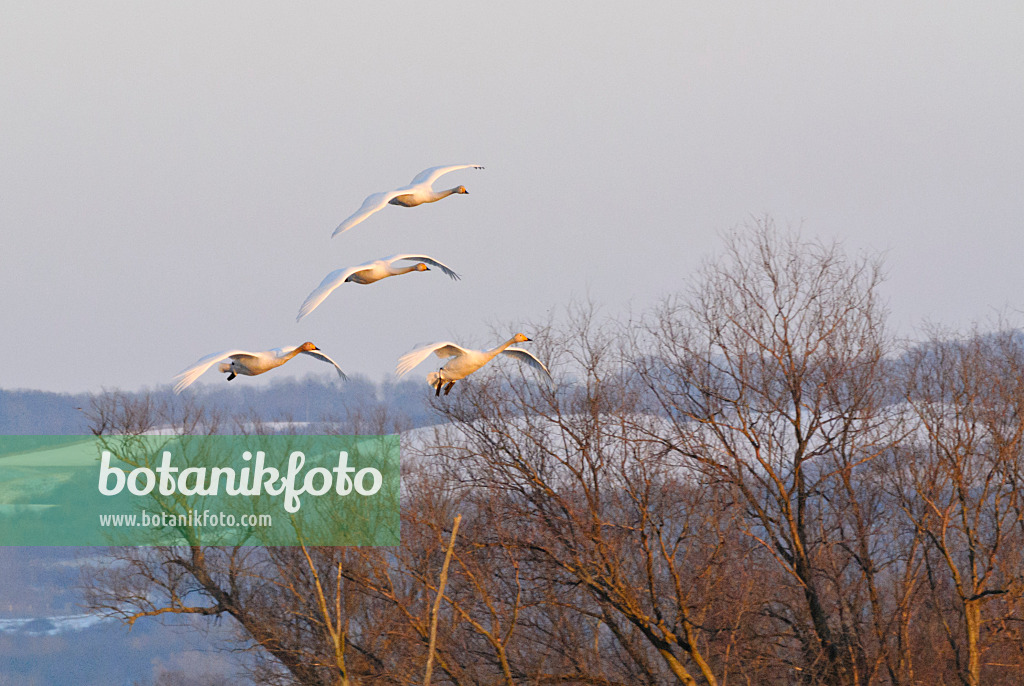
xmin=386 ymin=254 xmax=461 ymax=280
xmin=299 ymin=349 xmax=348 ymax=380
xmin=396 ymin=341 xmax=469 ymax=378
xmin=173 ymin=349 xmax=255 ymax=393
xmin=502 ymin=347 xmax=554 ymax=383
xmin=332 ymin=189 xmax=407 ymax=237
xmin=296 ymin=265 xmax=364 ymax=322
xmin=409 ymin=164 xmax=484 ymax=187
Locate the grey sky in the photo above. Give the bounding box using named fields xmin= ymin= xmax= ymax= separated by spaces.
xmin=2 ymin=2 xmax=1022 ymax=393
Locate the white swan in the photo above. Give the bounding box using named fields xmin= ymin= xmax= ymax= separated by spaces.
xmin=297 ymin=254 xmax=460 ymax=322
xmin=396 ymin=333 xmax=552 ymax=396
xmin=332 ymin=164 xmax=484 ymax=237
xmin=174 ymin=342 xmax=347 ymax=393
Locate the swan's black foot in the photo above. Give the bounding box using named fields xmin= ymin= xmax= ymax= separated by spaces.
xmin=443 ymin=382 xmax=454 ymax=396
xmin=434 ymin=379 xmax=443 ymax=397
xmin=227 ymin=373 xmax=236 ymax=381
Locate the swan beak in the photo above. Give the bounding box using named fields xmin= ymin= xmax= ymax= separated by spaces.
xmin=525 ymin=337 xmax=532 ymax=342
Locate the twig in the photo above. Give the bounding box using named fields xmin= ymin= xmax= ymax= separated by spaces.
xmin=424 ymin=513 xmax=462 ymax=686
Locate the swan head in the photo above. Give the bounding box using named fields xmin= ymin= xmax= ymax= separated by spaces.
xmin=455 ymin=185 xmax=468 ymax=194
xmin=298 ymin=341 xmax=320 ymax=352
xmin=415 ymin=263 xmax=430 ymax=272
xmin=512 ymin=333 xmax=531 ymax=343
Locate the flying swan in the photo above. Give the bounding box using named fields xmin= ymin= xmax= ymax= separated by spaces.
xmin=396 ymin=333 xmax=552 ymax=396
xmin=173 ymin=342 xmax=347 ymax=393
xmin=297 ymin=253 xmax=461 ymax=322
xmin=332 ymin=164 xmax=484 ymax=237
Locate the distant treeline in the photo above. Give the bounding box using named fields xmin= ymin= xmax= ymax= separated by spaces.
xmin=0 ymin=374 xmax=436 ymax=435
xmin=0 ymin=389 xmax=90 ymax=434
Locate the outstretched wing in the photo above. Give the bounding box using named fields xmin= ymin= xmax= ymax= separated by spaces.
xmin=409 ymin=164 xmax=484 ymax=187
xmin=299 ymin=348 xmax=348 ymax=380
xmin=296 ymin=265 xmax=365 ymax=322
xmin=396 ymin=341 xmax=469 ymax=378
xmin=332 ymin=189 xmax=407 ymax=237
xmin=386 ymin=254 xmax=461 ymax=280
xmin=502 ymin=347 xmax=554 ymax=384
xmin=173 ymin=349 xmax=254 ymax=394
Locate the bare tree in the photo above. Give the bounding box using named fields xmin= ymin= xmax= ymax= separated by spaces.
xmin=82 ymin=394 xmax=411 ymax=686
xmin=415 ymin=303 xmax=749 ymax=686
xmin=890 ymin=326 xmax=1024 ymax=686
xmin=637 ymin=220 xmax=897 ymax=685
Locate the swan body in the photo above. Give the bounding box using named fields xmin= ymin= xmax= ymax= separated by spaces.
xmin=296 ymin=253 xmax=460 ymax=322
xmin=332 ymin=164 xmax=484 ymax=237
xmin=396 ymin=333 xmax=551 ymax=396
xmin=174 ymin=342 xmax=347 ymax=393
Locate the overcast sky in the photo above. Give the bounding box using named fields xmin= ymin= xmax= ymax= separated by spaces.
xmin=2 ymin=2 xmax=1023 ymax=394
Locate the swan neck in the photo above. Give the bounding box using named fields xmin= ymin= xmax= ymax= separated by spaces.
xmin=436 ymin=187 xmax=459 ymax=200
xmin=487 ymin=337 xmax=519 ymax=358
xmin=391 ymin=264 xmax=420 ymax=276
